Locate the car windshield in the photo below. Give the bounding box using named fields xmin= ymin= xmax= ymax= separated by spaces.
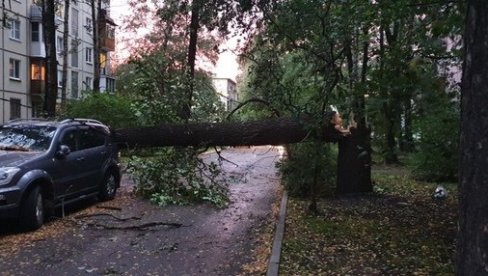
xmin=0 ymin=125 xmax=56 ymax=152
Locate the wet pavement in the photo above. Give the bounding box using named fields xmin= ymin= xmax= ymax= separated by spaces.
xmin=0 ymin=146 xmax=284 ymax=276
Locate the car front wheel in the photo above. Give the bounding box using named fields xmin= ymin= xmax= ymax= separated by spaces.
xmin=20 ymin=186 xmax=44 ymax=231
xmin=99 ymin=171 xmax=118 ymax=201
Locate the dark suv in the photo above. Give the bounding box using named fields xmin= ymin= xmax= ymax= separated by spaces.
xmin=0 ymin=118 xmax=120 ymax=230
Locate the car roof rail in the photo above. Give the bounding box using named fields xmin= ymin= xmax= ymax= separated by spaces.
xmin=60 ymin=118 xmax=104 ymax=125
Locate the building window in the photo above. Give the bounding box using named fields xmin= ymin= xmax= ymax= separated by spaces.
xmin=9 ymin=19 xmax=21 ymax=40
xmin=71 ymin=8 xmax=79 ymax=37
xmin=58 ymin=70 xmax=63 ymax=87
xmin=31 ymin=22 xmax=40 ymax=42
xmin=31 ymin=62 xmax=45 ymax=80
xmin=106 ymin=78 xmax=115 ymax=93
xmin=71 ymin=43 xmax=79 ymax=67
xmin=10 ymin=99 xmax=21 ymax=120
xmin=55 ymin=3 xmax=64 ymax=20
xmin=84 ymin=77 xmax=92 ymax=90
xmin=85 ymin=48 xmax=93 ymax=64
xmin=56 ymin=36 xmax=64 ymax=54
xmin=9 ymin=59 xmax=21 ymax=80
xmin=85 ymin=17 xmax=92 ymax=34
xmin=32 ymin=102 xmax=43 ymax=118
xmin=71 ymin=71 xmax=79 ymax=98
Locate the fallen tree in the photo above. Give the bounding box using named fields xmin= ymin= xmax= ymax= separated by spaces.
xmin=114 ymin=117 xmax=326 ymax=148
xmin=114 ymin=116 xmax=372 ymax=194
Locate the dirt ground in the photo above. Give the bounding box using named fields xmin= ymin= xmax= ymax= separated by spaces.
xmin=0 ymin=146 xmax=284 ymax=276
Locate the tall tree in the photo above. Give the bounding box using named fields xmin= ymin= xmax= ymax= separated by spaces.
xmin=239 ymin=0 xmax=375 ymax=195
xmin=61 ymin=0 xmax=70 ymax=106
xmin=42 ymin=0 xmax=58 ymax=117
xmin=457 ymin=1 xmax=488 ymax=273
xmin=91 ymin=0 xmax=101 ymax=92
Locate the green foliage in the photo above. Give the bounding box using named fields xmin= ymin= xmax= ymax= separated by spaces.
xmin=127 ymin=148 xmax=228 ymax=208
xmin=63 ymin=93 xmax=138 ymax=129
xmin=407 ymin=100 xmax=459 ymax=182
xmin=115 ymin=0 xmax=229 ymax=207
xmin=277 ymin=143 xmax=337 ymax=197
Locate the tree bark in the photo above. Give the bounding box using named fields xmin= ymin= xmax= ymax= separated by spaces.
xmin=92 ymin=0 xmax=101 ymax=93
xmin=114 ymin=117 xmax=324 ymax=148
xmin=180 ymin=0 xmax=201 ymax=120
xmin=457 ymin=2 xmax=488 ymax=274
xmin=336 ymin=126 xmax=372 ymax=194
xmin=61 ymin=0 xmax=70 ymax=106
xmin=42 ymin=0 xmax=58 ymax=117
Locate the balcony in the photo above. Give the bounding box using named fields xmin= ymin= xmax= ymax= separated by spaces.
xmin=30 ymin=60 xmax=45 ymax=95
xmin=31 ymin=80 xmax=46 ymax=95
xmin=101 ymin=35 xmax=115 ymax=51
xmin=30 ymin=5 xmax=42 ymax=22
xmin=99 ymin=9 xmax=116 ymax=52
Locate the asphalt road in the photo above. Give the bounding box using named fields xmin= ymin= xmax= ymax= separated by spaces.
xmin=0 ymin=146 xmax=283 ymax=276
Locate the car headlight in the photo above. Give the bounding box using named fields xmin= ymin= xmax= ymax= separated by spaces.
xmin=0 ymin=167 xmax=21 ymax=185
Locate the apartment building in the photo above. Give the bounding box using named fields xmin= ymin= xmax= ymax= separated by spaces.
xmin=212 ymin=77 xmax=239 ymax=111
xmin=0 ymin=0 xmax=116 ymax=124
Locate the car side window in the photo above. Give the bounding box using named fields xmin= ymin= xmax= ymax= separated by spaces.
xmin=60 ymin=129 xmax=78 ymax=152
xmin=78 ymin=128 xmax=106 ymax=150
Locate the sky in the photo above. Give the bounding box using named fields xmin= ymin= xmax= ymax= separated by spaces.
xmin=110 ymin=1 xmax=240 ymax=81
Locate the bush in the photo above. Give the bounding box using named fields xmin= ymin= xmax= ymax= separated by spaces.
xmin=63 ymin=93 xmax=138 ymax=129
xmin=277 ymin=142 xmax=337 ymax=197
xmin=407 ymin=103 xmax=459 ymax=182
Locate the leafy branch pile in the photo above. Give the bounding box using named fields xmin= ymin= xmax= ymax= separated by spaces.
xmin=280 ymin=168 xmax=457 ymax=275
xmin=127 ymin=148 xmax=228 ymax=208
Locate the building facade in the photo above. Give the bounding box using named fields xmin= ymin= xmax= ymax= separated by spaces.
xmin=212 ymin=78 xmax=238 ymax=111
xmin=0 ymin=0 xmax=116 ymax=124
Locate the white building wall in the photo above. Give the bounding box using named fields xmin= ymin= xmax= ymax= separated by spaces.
xmin=212 ymin=78 xmax=239 ymax=111
xmin=0 ymin=0 xmax=115 ymax=124
xmin=1 ymin=0 xmax=30 ymax=124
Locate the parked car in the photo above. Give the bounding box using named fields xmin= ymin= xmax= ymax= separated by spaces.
xmin=0 ymin=118 xmax=120 ymax=230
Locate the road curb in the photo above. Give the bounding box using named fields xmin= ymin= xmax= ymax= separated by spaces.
xmin=267 ymin=190 xmax=288 ymax=276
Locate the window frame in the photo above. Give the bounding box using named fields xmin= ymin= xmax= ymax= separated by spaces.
xmin=57 ymin=70 xmax=64 ymax=88
xmin=9 ymin=98 xmax=21 ymax=120
xmin=56 ymin=36 xmax=64 ymax=54
xmin=31 ymin=22 xmax=40 ymax=42
xmin=85 ymin=17 xmax=93 ymax=34
xmin=85 ymin=48 xmax=93 ymax=64
xmin=9 ymin=58 xmax=21 ymax=80
xmin=9 ymin=19 xmax=21 ymax=41
xmin=85 ymin=76 xmax=92 ymax=90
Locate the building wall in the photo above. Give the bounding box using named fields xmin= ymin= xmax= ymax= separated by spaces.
xmin=0 ymin=0 xmax=115 ymax=124
xmin=1 ymin=0 xmax=30 ymax=123
xmin=212 ymin=78 xmax=239 ymax=111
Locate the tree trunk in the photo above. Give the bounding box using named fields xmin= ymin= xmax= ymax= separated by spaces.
xmin=336 ymin=126 xmax=372 ymax=194
xmin=115 ymin=117 xmax=322 ymax=148
xmin=42 ymin=0 xmax=58 ymax=117
xmin=180 ymin=0 xmax=201 ymax=120
xmin=457 ymin=2 xmax=488 ymax=274
xmin=61 ymin=0 xmax=70 ymax=106
xmin=91 ymin=0 xmax=101 ymax=92
xmin=115 ymin=117 xmax=371 ymax=195
xmin=383 ymin=102 xmax=398 ymax=164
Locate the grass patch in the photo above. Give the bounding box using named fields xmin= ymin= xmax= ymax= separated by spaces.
xmin=280 ymin=166 xmax=457 ymax=275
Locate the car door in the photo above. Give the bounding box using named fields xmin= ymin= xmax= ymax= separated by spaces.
xmin=76 ymin=126 xmax=108 ymax=192
xmin=50 ymin=127 xmax=87 ymax=197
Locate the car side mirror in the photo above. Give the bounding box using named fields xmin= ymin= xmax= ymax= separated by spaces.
xmin=55 ymin=145 xmax=71 ymax=159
